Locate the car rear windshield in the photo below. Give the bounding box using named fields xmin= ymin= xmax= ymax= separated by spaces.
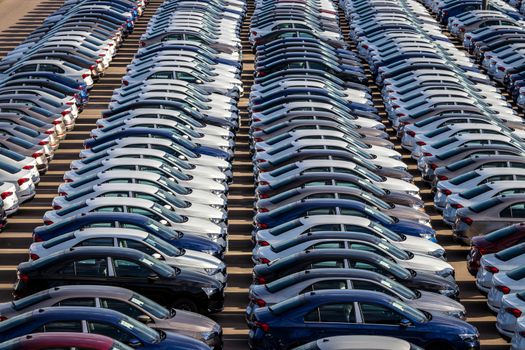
xmin=495 ymin=243 xmax=525 ymax=262
xmin=485 ymin=225 xmax=518 ymax=243
xmin=446 ymin=158 xmax=475 ymax=171
xmin=508 ymin=266 xmax=525 ymax=281
xmin=449 ymin=171 xmax=478 ymax=185
xmin=42 ymin=232 xmax=75 ymax=249
xmin=0 ymin=148 xmax=25 ymax=161
xmin=11 ymin=290 xmax=51 ymax=311
xmin=269 ymin=219 xmax=302 ymax=236
xmin=459 ymin=184 xmax=491 ymax=199
xmin=435 ymin=147 xmax=464 ymax=160
xmin=0 ymin=162 xmax=20 ymax=174
xmin=268 ymin=295 xmax=305 ymax=315
xmin=469 ymin=197 xmax=502 ymax=213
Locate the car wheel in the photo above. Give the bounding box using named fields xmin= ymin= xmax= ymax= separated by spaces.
xmin=171 ymin=298 xmax=198 ymax=312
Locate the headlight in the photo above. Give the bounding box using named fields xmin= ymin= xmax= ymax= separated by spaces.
xmin=210 ymin=204 xmax=224 ymax=209
xmin=201 ymin=330 xmax=216 ymax=341
xmin=419 ymin=218 xmax=431 ymax=226
xmin=437 ymin=268 xmax=455 ymax=278
xmin=407 ymin=190 xmax=419 ymax=196
xmin=204 ymin=267 xmax=219 ymax=275
xmin=428 ymin=249 xmax=446 ymax=259
xmin=420 ymin=232 xmax=435 ymax=240
xmin=446 ymin=310 xmax=466 ymax=319
xmin=207 ymin=232 xmax=221 ymax=241
xmin=210 ymin=218 xmax=222 ymax=224
xmin=212 ymin=190 xmax=224 ymax=195
xmin=459 ymin=333 xmax=479 ymax=342
xmin=439 ymin=288 xmax=457 ymax=297
xmin=202 ymin=287 xmax=218 ymax=296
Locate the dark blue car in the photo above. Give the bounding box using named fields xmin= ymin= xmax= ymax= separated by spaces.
xmin=32 ymin=212 xmax=225 ymax=258
xmin=254 ymin=199 xmax=436 ymax=241
xmin=83 ymin=127 xmax=230 ymax=159
xmin=0 ymin=306 xmax=210 ymax=349
xmin=249 ymin=290 xmax=479 ymax=350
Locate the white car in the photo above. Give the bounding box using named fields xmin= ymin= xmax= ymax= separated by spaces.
xmin=488 ymin=267 xmax=525 ymax=312
xmin=476 ymin=244 xmax=525 ymax=293
xmin=511 ymin=316 xmax=525 ymax=349
xmin=0 ymin=182 xmax=19 ymax=215
xmin=29 ymin=228 xmax=226 ymax=282
xmin=496 ymin=291 xmax=525 ymax=338
xmin=42 ymin=197 xmax=227 ymax=239
xmin=253 ymin=215 xmax=444 ymax=257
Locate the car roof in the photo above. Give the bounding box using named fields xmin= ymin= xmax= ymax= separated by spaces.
xmin=316 ymin=336 xmax=411 ymax=350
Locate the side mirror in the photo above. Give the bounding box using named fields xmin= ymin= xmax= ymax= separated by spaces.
xmin=137 ymin=314 xmax=152 ymax=324
xmin=400 ymin=319 xmax=412 ymax=328
xmin=152 ymin=253 xmax=162 ymax=260
xmin=195 ymin=79 xmax=203 ymax=84
xmin=159 ymin=219 xmax=168 ymax=225
xmin=128 ymin=338 xmax=142 ymax=348
xmin=163 ymin=204 xmax=171 ymax=210
xmin=148 ymin=273 xmax=159 ymax=283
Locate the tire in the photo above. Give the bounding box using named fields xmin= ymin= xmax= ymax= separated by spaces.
xmin=171 ymin=298 xmax=198 ymax=312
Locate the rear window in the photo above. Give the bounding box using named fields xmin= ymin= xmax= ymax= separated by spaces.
xmin=446 ymin=158 xmax=475 ymax=172
xmin=485 ymin=225 xmax=518 ymax=243
xmin=507 ymin=266 xmax=525 ymax=281
xmin=268 ymin=219 xmax=302 ymax=236
xmin=495 ymin=243 xmax=525 ymax=262
xmin=7 ymin=137 xmax=33 ymax=148
xmin=0 ymin=162 xmax=19 ymax=174
xmin=469 ymin=197 xmax=502 ymax=213
xmin=12 ymin=291 xmax=51 ymax=311
xmin=0 ymin=148 xmax=25 ymax=161
xmin=459 ymin=184 xmax=491 ymax=200
xmin=449 ymin=171 xmax=478 ymax=185
xmin=268 ymin=295 xmax=305 ymax=315
xmin=56 ymin=202 xmax=86 ymax=216
xmin=42 ymin=232 xmax=76 ymax=249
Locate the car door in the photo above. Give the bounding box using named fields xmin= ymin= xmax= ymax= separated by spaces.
xmin=44 ymin=257 xmax=110 ymax=288
xmin=303 ymin=302 xmax=359 ymax=339
xmin=86 ymin=320 xmax=140 ymax=346
xmin=110 ymin=257 xmax=160 ymax=302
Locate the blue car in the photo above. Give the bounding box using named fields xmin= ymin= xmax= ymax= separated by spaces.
xmin=83 ymin=127 xmax=231 ymax=159
xmin=3 ymin=71 xmax=88 ymax=100
xmin=0 ymin=306 xmax=210 ymax=349
xmin=249 ymin=290 xmax=479 ymax=350
xmin=32 ymin=212 xmax=225 ymax=258
xmin=254 ymin=199 xmax=436 ymax=241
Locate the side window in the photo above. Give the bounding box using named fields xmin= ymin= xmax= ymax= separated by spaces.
xmin=13 ymin=64 xmax=38 ymax=73
xmin=510 ymin=162 xmax=525 ymax=169
xmin=340 ymin=209 xmax=366 ymax=217
xmin=500 ymin=189 xmax=525 ymax=195
xmin=308 ymin=224 xmax=341 ymax=232
xmin=304 ymin=303 xmax=356 ymax=323
xmin=100 ymin=298 xmax=144 ymax=319
xmin=501 ymin=203 xmax=525 ymax=218
xmin=103 ymin=192 xmax=130 ymax=198
xmin=36 ymin=320 xmax=83 ymax=333
xmin=483 ymin=162 xmax=509 ymax=168
xmin=311 ymin=260 xmax=345 ymax=269
xmin=121 ymin=223 xmax=143 ymax=230
xmin=54 ymin=298 xmax=96 ymax=307
xmin=150 ymin=71 xmax=172 ymax=79
xmin=76 ymin=237 xmax=114 ymax=247
xmin=306 ymin=208 xmax=336 ymax=215
xmin=351 ymin=280 xmax=393 ymax=296
xmin=118 ymin=239 xmax=157 ymax=256
xmin=360 ymin=303 xmax=403 ymax=324
xmin=311 ymin=242 xmax=345 ymax=249
xmin=301 ymin=280 xmax=348 ymax=293
xmin=94 ymin=206 xmax=124 ymax=213
xmin=87 ymin=321 xmax=134 ymax=343
xmin=113 ymin=259 xmax=151 ymax=278
xmin=480 ymin=175 xmax=514 ymax=184
xmin=76 ymin=258 xmax=108 ymax=277
xmin=343 ymin=225 xmax=371 ymax=234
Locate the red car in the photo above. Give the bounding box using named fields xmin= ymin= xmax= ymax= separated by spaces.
xmin=0 ymin=332 xmax=132 ymax=350
xmin=467 ymin=222 xmax=525 ymax=275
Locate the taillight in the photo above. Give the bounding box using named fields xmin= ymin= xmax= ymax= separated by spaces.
xmin=255 ymin=321 xmax=270 ymax=332
xmin=255 ymin=299 xmax=266 ymax=307
xmin=0 ymin=316 xmax=7 ymax=321
xmin=82 ymin=73 xmax=90 ymax=79
xmin=451 ymin=203 xmax=463 ymax=209
xmin=258 ymin=241 xmax=270 ymax=247
xmin=498 ymin=66 xmax=506 ymax=72
xmin=61 ymin=110 xmax=70 ymax=116
xmin=44 ymin=220 xmax=53 ymax=225
xmin=122 ymin=79 xmax=129 ymax=86
xmin=259 ymin=181 xmax=269 ymax=186
xmin=259 ymin=194 xmax=269 ymax=199
xmin=254 ymin=137 xmax=263 ymax=142
xmin=53 ymin=119 xmax=62 ymax=125
xmin=430 ymin=164 xmax=438 ymax=170
xmin=64 ymin=178 xmax=73 ymax=183
xmin=438 ymin=175 xmax=448 ymax=181
xmin=260 ymin=257 xmax=270 ymax=264
xmin=53 ymin=205 xmax=62 ymax=210
xmin=461 ymin=217 xmax=473 ymax=225
xmin=478 ymin=247 xmax=488 ymax=255
xmin=416 ymin=141 xmax=426 ymax=146
xmin=406 ymin=131 xmax=416 ymax=137
xmin=46 ymin=129 xmax=55 ymax=135
xmin=33 ymin=235 xmax=43 ymax=242
xmin=22 ymin=165 xmax=33 ymax=170
xmin=38 ymin=141 xmax=48 ymax=146
xmin=484 ymin=265 xmax=499 ymax=273
xmin=256 ymin=276 xmax=265 ymax=284
xmin=259 ymin=208 xmax=269 ymax=213
xmin=18 ymin=273 xmax=29 ymax=283
xmin=496 ymin=285 xmax=511 ymax=294
xmin=58 ymin=192 xmax=67 ymax=196
xmin=0 ymin=192 xmax=12 ymax=200
xmin=257 ymin=223 xmax=268 ymax=229
xmin=29 ymin=253 xmax=39 ymax=261
xmin=423 ymin=152 xmax=432 ymax=157
xmin=17 ymin=178 xmax=29 ymax=186
xmin=441 ymin=189 xmax=452 ymax=195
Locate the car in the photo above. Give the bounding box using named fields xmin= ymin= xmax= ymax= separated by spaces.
xmin=31 ymin=212 xmax=226 ymax=257
xmin=476 ymin=243 xmax=525 ymax=293
xmin=14 ymin=246 xmax=225 ymax=314
xmin=0 ymin=333 xmax=133 ymax=350
xmin=249 ymin=290 xmax=479 ymax=350
xmin=488 ymin=265 xmax=525 ymax=312
xmin=290 ymin=336 xmax=423 ymax=350
xmin=247 ymin=268 xmax=465 ymax=323
xmin=0 ymin=307 xmax=211 ymax=349
xmin=0 ymin=285 xmax=222 ymax=348
xmin=454 ymin=195 xmax=525 ymax=242
xmin=467 ymin=223 xmax=525 ymax=275
xmin=511 ymin=315 xmax=525 ymax=349
xmin=28 ymin=228 xmax=226 ymax=282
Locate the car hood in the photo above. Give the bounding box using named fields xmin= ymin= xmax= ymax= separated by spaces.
xmin=153 ymin=309 xmax=219 ymax=338
xmin=410 ymin=290 xmax=465 ymax=314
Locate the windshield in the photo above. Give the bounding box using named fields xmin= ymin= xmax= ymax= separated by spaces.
xmin=144 ymin=234 xmax=182 ymax=257
xmin=129 ymin=293 xmax=170 ymax=319
xmin=390 ymin=300 xmax=427 ymax=323
xmin=117 ymin=315 xmax=160 ymax=343
xmin=153 ymin=204 xmax=184 ymax=223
